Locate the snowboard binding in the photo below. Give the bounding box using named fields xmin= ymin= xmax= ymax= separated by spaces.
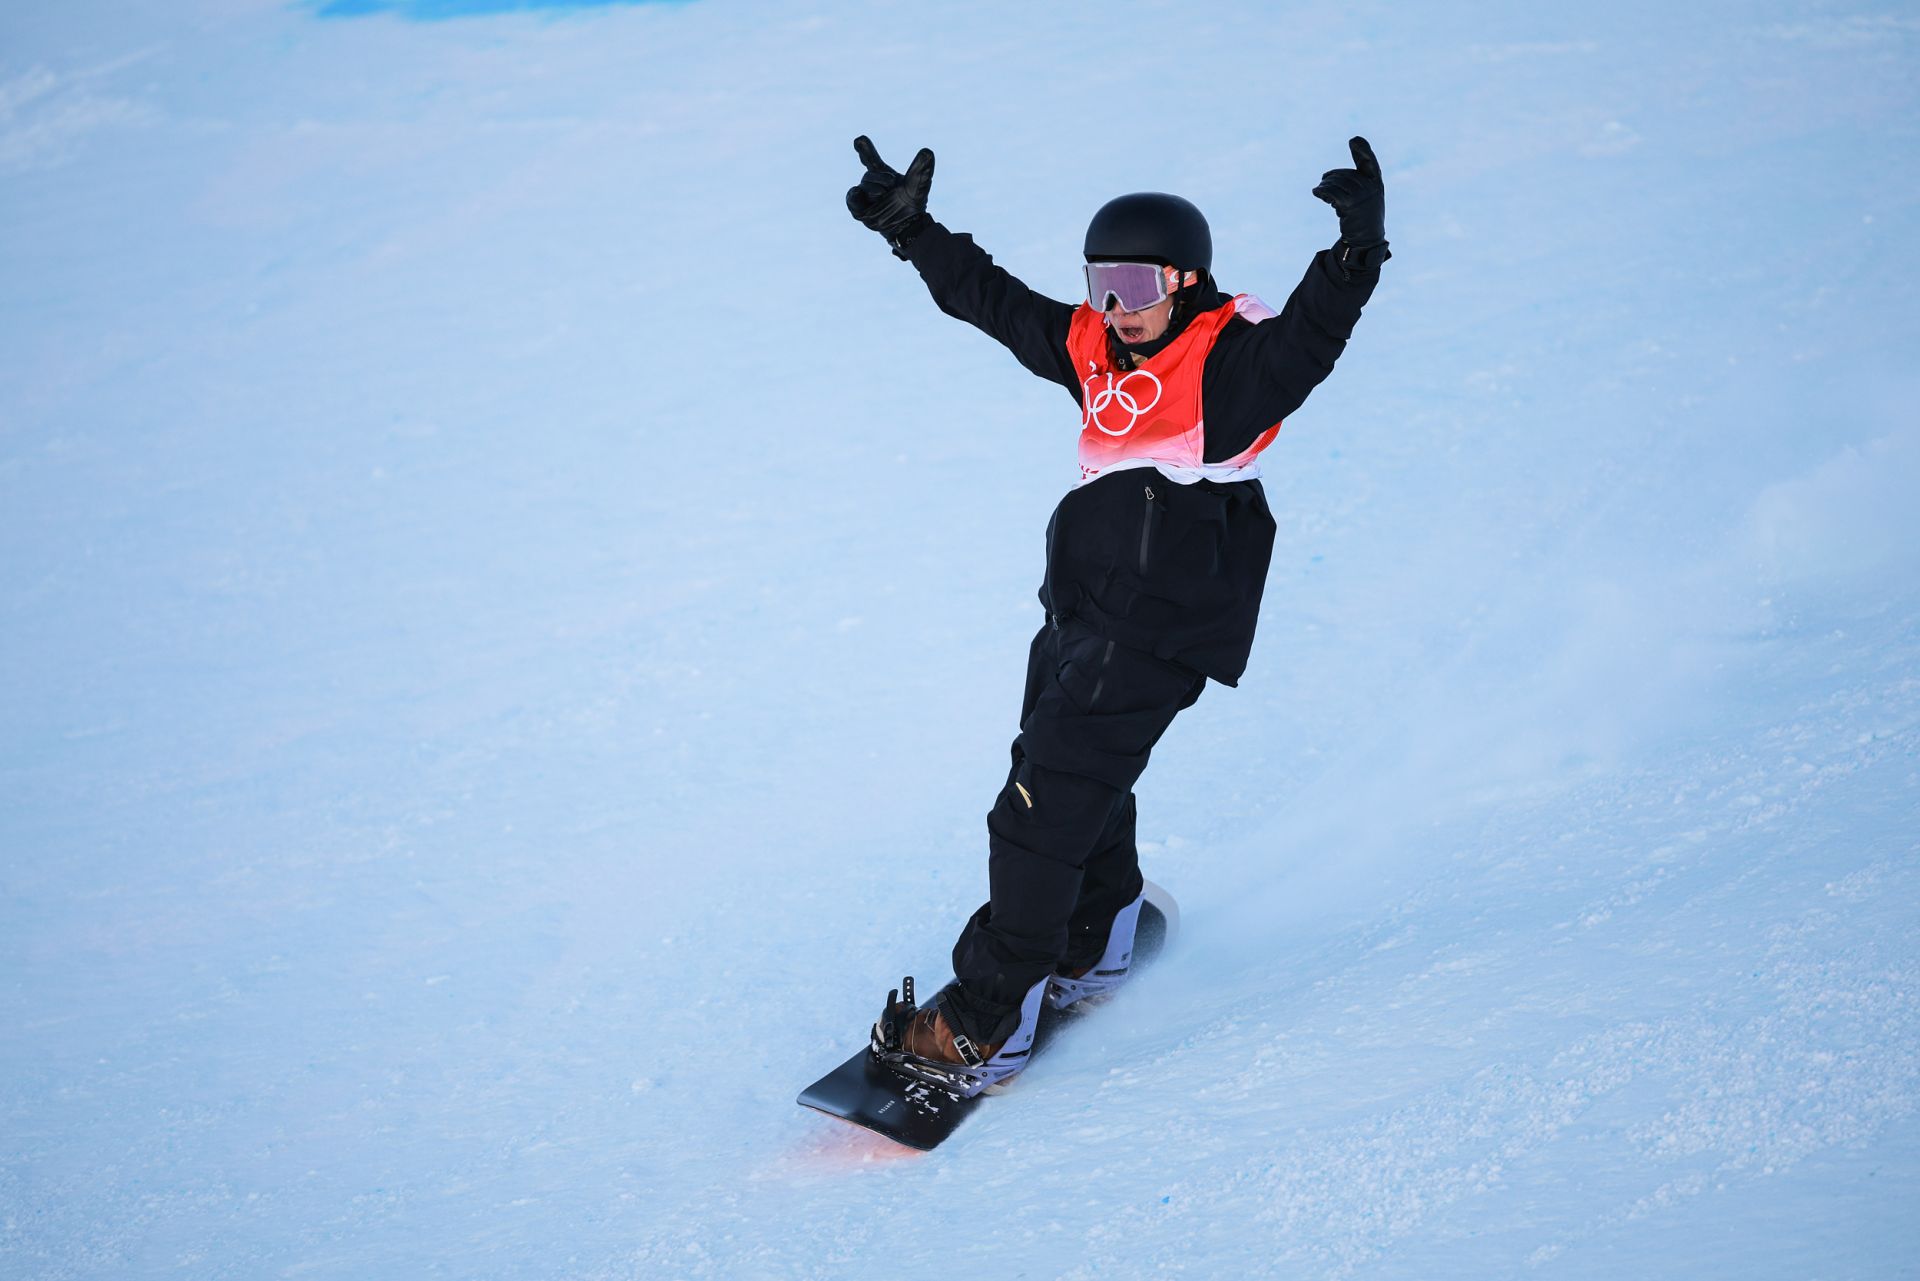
xmin=1045 ymin=893 xmax=1147 ymax=1010
xmin=869 ymin=976 xmax=988 ymax=1098
xmin=869 ymin=973 xmax=1050 ymax=1100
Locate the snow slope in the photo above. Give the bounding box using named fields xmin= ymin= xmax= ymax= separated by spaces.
xmin=3 ymin=1 xmax=1916 ymax=1277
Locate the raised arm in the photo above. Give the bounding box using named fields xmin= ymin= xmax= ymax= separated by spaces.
xmin=1201 ymin=137 xmax=1390 ymax=461
xmin=902 ymin=223 xmax=1078 ymax=392
xmin=847 ymin=136 xmax=1078 ymax=394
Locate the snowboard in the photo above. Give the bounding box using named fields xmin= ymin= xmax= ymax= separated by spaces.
xmin=796 ymin=881 xmax=1179 ymax=1151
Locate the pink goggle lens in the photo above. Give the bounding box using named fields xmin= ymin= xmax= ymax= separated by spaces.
xmin=1084 ymin=261 xmax=1170 ymax=313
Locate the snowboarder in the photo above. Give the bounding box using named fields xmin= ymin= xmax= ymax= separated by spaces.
xmin=845 ymin=135 xmax=1389 ymax=1093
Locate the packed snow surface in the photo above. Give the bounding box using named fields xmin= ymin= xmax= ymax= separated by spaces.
xmin=3 ymin=2 xmax=1917 ymax=1277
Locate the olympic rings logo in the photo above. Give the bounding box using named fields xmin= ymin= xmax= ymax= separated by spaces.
xmin=1081 ymin=369 xmax=1163 ymax=437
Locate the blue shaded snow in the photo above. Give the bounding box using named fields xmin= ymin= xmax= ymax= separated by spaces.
xmin=2 ymin=1 xmax=1917 ymax=1278
xmin=310 ymin=0 xmax=681 ymax=19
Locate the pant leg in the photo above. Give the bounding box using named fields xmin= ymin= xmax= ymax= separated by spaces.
xmin=947 ymin=619 xmax=1204 ymax=1040
xmin=1061 ymin=650 xmax=1205 ymax=966
xmin=1060 ymin=792 xmax=1144 ymax=970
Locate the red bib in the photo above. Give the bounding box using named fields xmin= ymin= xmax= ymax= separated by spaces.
xmin=1065 ymin=295 xmax=1282 ymax=487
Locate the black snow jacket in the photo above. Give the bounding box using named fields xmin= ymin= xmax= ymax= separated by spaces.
xmin=902 ymin=221 xmax=1380 ymax=685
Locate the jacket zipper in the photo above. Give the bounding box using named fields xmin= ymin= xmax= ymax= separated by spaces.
xmin=1138 ymin=484 xmax=1157 ymax=573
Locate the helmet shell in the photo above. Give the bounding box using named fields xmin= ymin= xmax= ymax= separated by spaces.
xmin=1083 ymin=192 xmax=1212 ymax=273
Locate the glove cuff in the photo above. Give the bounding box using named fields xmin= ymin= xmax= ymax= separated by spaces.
xmin=887 ymin=213 xmax=933 ymax=259
xmin=1336 ymin=238 xmax=1391 ymax=274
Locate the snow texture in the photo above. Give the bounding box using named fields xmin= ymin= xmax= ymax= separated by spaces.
xmin=2 ymin=1 xmax=1917 ymax=1277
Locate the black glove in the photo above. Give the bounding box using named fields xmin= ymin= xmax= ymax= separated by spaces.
xmin=847 ymin=135 xmax=935 ymax=258
xmin=1313 ymin=135 xmax=1390 ymax=270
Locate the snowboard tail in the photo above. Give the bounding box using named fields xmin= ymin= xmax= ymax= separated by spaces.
xmin=796 ymin=881 xmax=1178 ymax=1151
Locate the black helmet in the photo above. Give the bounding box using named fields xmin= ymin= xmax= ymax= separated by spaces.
xmin=1083 ymin=192 xmax=1212 ymax=273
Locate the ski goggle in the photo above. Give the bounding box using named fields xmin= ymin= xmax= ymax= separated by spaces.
xmin=1084 ymin=261 xmax=1198 ymax=313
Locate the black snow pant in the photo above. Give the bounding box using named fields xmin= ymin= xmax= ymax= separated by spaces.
xmin=945 ymin=616 xmax=1206 ymax=1044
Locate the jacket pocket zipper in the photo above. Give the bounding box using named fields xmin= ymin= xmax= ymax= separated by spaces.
xmin=1088 ymin=639 xmax=1115 ymax=709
